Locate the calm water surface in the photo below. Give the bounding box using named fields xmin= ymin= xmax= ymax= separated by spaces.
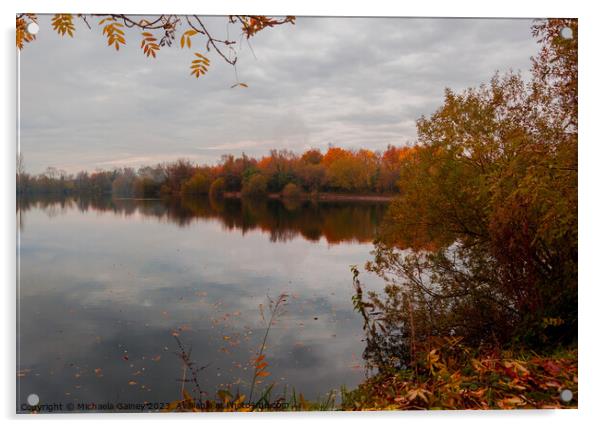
xmin=17 ymin=196 xmax=387 ymax=412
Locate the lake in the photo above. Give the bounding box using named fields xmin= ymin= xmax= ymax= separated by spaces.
xmin=16 ymin=196 xmax=388 ymax=412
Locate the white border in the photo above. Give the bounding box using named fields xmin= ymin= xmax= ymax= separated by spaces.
xmin=10 ymin=0 xmax=581 ymax=17
xmin=3 ymin=1 xmax=601 ymax=427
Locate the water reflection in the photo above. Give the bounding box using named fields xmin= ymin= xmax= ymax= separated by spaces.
xmin=18 ymin=195 xmax=387 ymax=244
xmin=17 ymin=195 xmax=387 ymax=412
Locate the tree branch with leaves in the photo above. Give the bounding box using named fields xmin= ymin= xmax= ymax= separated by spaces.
xmin=16 ymin=14 xmax=295 ymax=85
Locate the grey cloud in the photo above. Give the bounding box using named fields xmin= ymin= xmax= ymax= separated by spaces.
xmin=20 ymin=16 xmax=539 ymax=173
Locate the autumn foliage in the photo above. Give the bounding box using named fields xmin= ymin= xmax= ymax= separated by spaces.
xmin=15 ymin=16 xmax=578 ymax=411
xmin=16 ymin=14 xmax=295 ymax=82
xmin=341 ymin=339 xmax=577 ymax=410
xmin=353 ymin=19 xmax=578 ymax=394
xmin=17 ymin=145 xmax=414 ymax=199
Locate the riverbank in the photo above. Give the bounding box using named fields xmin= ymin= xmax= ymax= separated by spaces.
xmin=340 ymin=346 xmax=578 ymax=410
xmin=222 ymin=191 xmax=395 ymax=202
xmin=161 ymin=345 xmax=578 ymax=412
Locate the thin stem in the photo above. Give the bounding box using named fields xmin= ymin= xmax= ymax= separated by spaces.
xmin=248 ymin=293 xmax=287 ymax=404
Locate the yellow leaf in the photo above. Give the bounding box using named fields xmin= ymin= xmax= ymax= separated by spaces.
xmin=497 ymin=396 xmax=526 ymax=409
xmin=217 ymin=389 xmax=232 ymax=404
xmin=299 ymin=393 xmax=308 ymax=410
xmin=163 ymin=400 xmax=182 ymax=412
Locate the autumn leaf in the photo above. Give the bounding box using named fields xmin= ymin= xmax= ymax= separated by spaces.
xmin=16 ymin=16 xmax=36 ymax=49
xmin=99 ymin=17 xmax=126 ymax=51
xmin=190 ymin=52 xmax=210 ymax=78
xmin=180 ymin=29 xmax=198 ymax=49
xmin=217 ymin=389 xmax=232 ymax=404
xmin=140 ymin=31 xmax=159 ymax=58
xmin=497 ymin=396 xmax=526 ymax=409
xmin=51 ymin=14 xmax=75 ymax=37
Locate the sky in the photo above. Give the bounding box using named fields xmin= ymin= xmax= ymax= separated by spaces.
xmin=19 ymin=16 xmax=540 ymax=174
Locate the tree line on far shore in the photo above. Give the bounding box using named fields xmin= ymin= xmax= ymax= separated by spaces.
xmin=16 ymin=145 xmax=414 ymax=199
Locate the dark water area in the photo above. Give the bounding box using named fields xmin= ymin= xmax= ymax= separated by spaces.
xmin=17 ymin=195 xmax=388 ymax=412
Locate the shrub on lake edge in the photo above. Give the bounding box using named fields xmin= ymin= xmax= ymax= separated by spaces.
xmin=182 ymin=171 xmax=210 ymax=195
xmin=209 ymin=177 xmax=226 ymax=198
xmin=282 ymin=182 xmax=302 ymax=199
xmin=242 ymin=174 xmax=269 ymax=198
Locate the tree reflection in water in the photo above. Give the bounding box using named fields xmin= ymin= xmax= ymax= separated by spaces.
xmin=17 ymin=195 xmax=388 ymax=245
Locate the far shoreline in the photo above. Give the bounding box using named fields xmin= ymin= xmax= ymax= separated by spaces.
xmin=222 ymin=191 xmax=395 ymax=202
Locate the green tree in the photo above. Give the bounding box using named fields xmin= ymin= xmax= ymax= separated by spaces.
xmin=241 ymin=174 xmax=268 ymax=198
xmin=182 ymin=171 xmax=210 ymax=195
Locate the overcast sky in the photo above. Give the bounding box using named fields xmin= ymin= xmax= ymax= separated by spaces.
xmin=19 ymin=16 xmax=540 ymax=174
